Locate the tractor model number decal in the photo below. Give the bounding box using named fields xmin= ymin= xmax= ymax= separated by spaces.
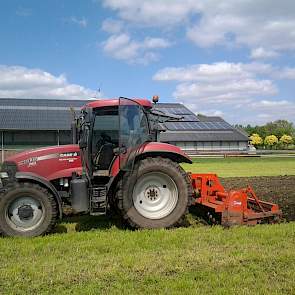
xmin=19 ymin=157 xmax=39 ymax=167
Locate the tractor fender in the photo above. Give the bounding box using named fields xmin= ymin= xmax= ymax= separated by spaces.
xmin=136 ymin=142 xmax=192 ymax=164
xmin=14 ymin=172 xmax=63 ymax=218
xmin=110 ymin=142 xmax=192 ymax=177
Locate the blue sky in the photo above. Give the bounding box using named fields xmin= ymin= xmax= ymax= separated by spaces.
xmin=0 ymin=0 xmax=295 ymax=125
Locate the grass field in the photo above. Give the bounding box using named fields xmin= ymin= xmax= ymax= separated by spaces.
xmin=182 ymin=157 xmax=295 ymax=177
xmin=0 ymin=157 xmax=294 ymax=294
xmin=0 ymin=220 xmax=294 ymax=294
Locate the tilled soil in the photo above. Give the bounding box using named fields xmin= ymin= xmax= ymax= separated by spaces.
xmin=220 ymin=176 xmax=295 ymax=221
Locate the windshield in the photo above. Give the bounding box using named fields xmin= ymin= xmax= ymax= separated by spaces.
xmin=119 ymin=98 xmax=150 ymax=170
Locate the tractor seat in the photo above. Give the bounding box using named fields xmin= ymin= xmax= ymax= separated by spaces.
xmin=93 ymin=143 xmax=115 ymax=171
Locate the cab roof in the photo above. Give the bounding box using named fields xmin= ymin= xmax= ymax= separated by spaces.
xmin=85 ymin=98 xmax=153 ymax=109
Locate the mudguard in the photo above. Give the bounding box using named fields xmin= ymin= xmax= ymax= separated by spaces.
xmin=15 ymin=172 xmax=63 ymax=218
xmin=110 ymin=142 xmax=192 ymax=177
xmin=137 ymin=142 xmax=192 ymax=163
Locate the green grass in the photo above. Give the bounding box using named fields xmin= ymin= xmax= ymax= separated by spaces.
xmin=182 ymin=157 xmax=295 ymax=177
xmin=0 ymin=219 xmax=294 ymax=294
xmin=1 ymin=157 xmax=294 ymax=294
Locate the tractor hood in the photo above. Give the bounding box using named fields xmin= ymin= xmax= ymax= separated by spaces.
xmin=3 ymin=142 xmax=191 ymax=180
xmin=4 ymin=145 xmax=82 ymax=181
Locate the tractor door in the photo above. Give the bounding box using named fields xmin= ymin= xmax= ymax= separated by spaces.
xmin=119 ymin=97 xmax=150 ymax=171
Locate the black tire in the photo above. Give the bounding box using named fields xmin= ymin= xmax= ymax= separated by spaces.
xmin=0 ymin=182 xmax=57 ymax=237
xmin=117 ymin=157 xmax=193 ymax=229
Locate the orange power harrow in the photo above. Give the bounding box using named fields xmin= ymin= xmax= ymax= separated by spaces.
xmin=189 ymin=173 xmax=282 ymax=226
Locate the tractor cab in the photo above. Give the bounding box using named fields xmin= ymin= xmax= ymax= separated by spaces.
xmin=71 ymin=97 xmax=191 ymax=216
xmin=77 ymin=97 xmax=153 ymax=180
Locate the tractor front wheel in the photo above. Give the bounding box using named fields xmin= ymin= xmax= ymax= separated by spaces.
xmin=0 ymin=182 xmax=57 ymax=237
xmin=117 ymin=157 xmax=192 ymax=229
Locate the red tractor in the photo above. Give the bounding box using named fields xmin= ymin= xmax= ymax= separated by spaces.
xmin=0 ymin=97 xmax=281 ymax=237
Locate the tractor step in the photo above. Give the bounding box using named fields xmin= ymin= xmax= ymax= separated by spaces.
xmin=189 ymin=173 xmax=282 ymax=226
xmin=90 ymin=186 xmax=107 ymax=215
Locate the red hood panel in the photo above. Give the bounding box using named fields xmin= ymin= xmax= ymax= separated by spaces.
xmin=6 ymin=145 xmax=82 ymax=180
xmin=5 ymin=142 xmax=191 ymax=181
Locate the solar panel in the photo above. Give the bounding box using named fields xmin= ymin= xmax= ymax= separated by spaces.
xmin=164 ymin=121 xmax=233 ymax=131
xmin=156 ymin=107 xmax=199 ymax=122
xmin=158 ymin=107 xmax=193 ymax=115
xmin=206 ymin=122 xmax=216 ymax=128
xmin=218 ymin=122 xmax=232 ymax=129
xmin=181 ymin=114 xmax=199 ymax=121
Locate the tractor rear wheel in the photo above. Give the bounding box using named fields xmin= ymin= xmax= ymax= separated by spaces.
xmin=117 ymin=157 xmax=192 ymax=229
xmin=0 ymin=182 xmax=57 ymax=237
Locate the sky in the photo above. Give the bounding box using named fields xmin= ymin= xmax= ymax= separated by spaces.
xmin=0 ymin=0 xmax=295 ymax=125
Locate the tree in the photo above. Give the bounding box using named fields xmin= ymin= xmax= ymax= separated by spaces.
xmin=240 ymin=120 xmax=295 ymax=139
xmin=264 ymin=135 xmax=278 ymax=149
xmin=264 ymin=120 xmax=294 ymax=137
xmin=279 ymin=134 xmax=293 ymax=148
xmin=249 ymin=133 xmax=263 ymax=146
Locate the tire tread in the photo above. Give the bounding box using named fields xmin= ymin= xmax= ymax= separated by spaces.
xmin=0 ymin=182 xmax=58 ymax=237
xmin=116 ymin=157 xmax=193 ymax=229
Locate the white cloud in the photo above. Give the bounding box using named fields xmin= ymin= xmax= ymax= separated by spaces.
xmin=153 ymin=61 xmax=295 ymax=84
xmin=143 ymin=37 xmax=171 ymax=49
xmin=66 ymin=16 xmax=88 ymax=28
xmin=153 ymin=62 xmax=282 ymax=102
xmin=257 ymin=113 xmax=272 ymax=119
xmin=248 ymin=99 xmax=295 ymax=124
xmin=154 ymin=62 xmax=295 ymax=84
xmin=102 ymin=33 xmax=171 ymax=64
xmin=173 ymin=79 xmax=276 ymax=103
xmin=102 ymin=0 xmax=199 ymax=27
xmin=250 ymin=47 xmax=279 ymax=60
xmin=274 ymin=67 xmax=295 ymax=80
xmin=0 ymin=65 xmax=96 ymax=100
xmin=251 ymin=99 xmax=291 ymax=108
xmin=154 ymin=62 xmax=253 ymax=82
xmin=198 ymin=109 xmax=224 ymax=117
xmin=102 ymin=18 xmax=124 ymax=34
xmin=153 ymin=61 xmax=295 ymax=124
xmin=102 ymin=0 xmax=295 ymax=55
xmin=220 ymin=98 xmax=295 ymax=125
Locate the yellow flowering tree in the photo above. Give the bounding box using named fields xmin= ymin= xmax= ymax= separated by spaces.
xmin=279 ymin=134 xmax=293 ymax=148
xmin=249 ymin=133 xmax=263 ymax=147
xmin=264 ymin=135 xmax=278 ymax=149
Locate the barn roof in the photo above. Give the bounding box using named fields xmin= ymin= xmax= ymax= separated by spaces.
xmin=0 ymin=98 xmax=249 ymax=142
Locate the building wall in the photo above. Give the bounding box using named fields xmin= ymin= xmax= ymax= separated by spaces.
xmin=0 ymin=130 xmax=72 ymax=163
xmin=2 ymin=130 xmax=71 ymax=147
xmin=0 ymin=130 xmax=248 ymax=163
xmin=1 ymin=131 xmax=248 ymax=151
xmin=170 ymin=141 xmax=248 ymax=152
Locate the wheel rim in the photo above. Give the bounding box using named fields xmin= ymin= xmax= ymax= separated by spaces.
xmin=132 ymin=172 xmax=178 ymax=219
xmin=5 ymin=196 xmax=45 ymax=232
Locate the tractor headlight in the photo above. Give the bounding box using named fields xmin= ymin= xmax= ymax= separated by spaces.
xmin=0 ymin=172 xmax=9 ymax=179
